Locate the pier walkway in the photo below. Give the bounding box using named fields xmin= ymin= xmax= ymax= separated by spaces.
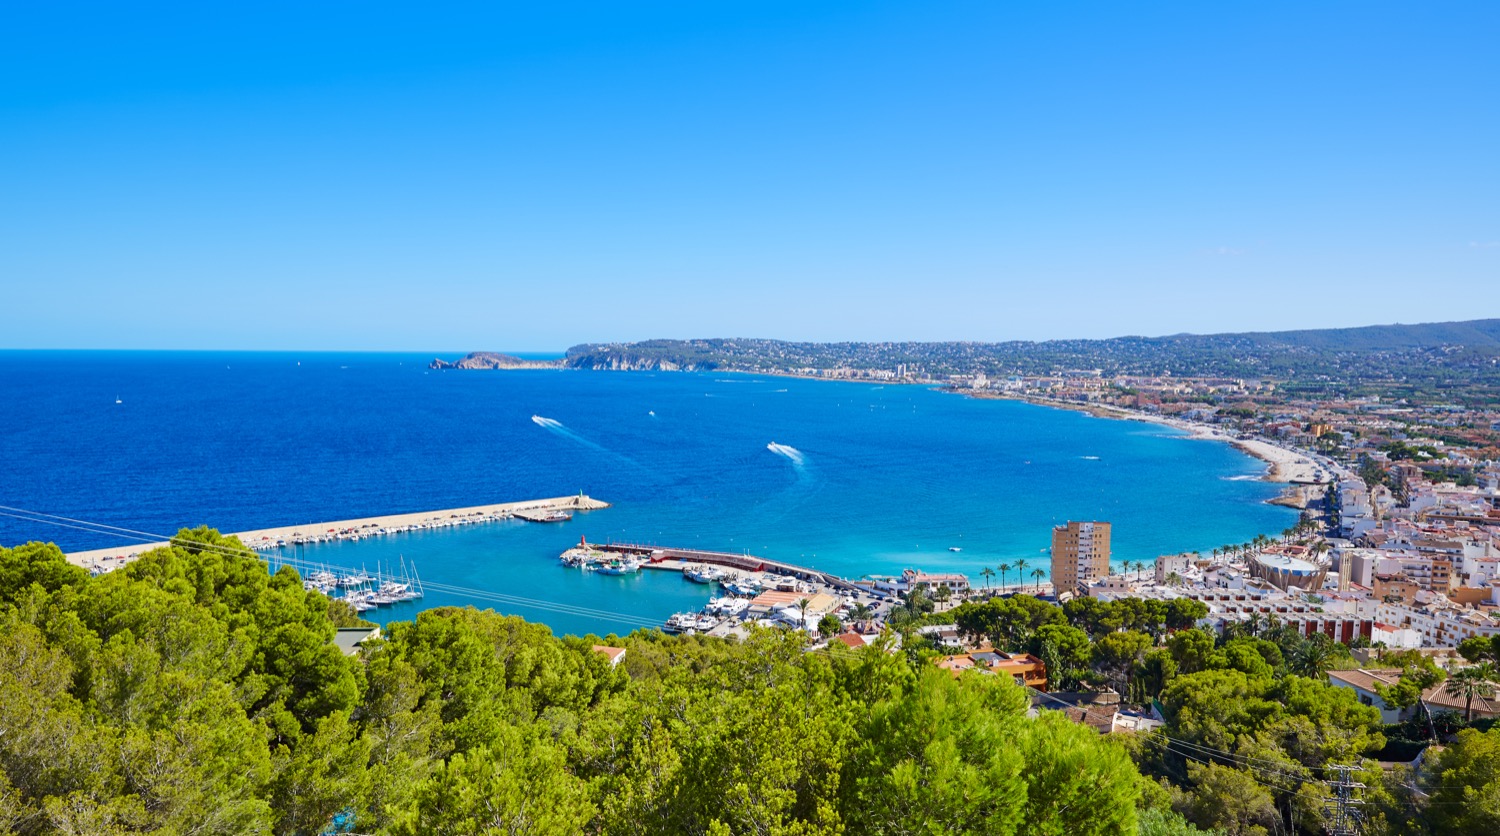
xmin=64 ymin=494 xmax=610 ymax=568
xmin=584 ymin=542 xmax=867 ymax=594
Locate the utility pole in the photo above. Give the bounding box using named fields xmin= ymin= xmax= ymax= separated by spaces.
xmin=1325 ymin=764 xmax=1365 ymax=836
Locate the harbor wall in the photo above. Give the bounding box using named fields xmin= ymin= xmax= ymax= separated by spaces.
xmin=590 ymin=543 xmax=866 ymax=594
xmin=64 ymin=494 xmax=610 ymax=568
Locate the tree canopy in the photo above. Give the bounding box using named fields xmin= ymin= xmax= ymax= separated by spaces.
xmin=0 ymin=536 xmax=1142 ymax=835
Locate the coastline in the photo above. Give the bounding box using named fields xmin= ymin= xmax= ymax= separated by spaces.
xmin=435 ymin=360 xmax=1325 ymax=490
xmin=950 ymin=389 xmax=1327 ymax=496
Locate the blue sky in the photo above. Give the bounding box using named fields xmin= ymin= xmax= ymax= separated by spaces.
xmin=3 ymin=1 xmax=1496 ymax=350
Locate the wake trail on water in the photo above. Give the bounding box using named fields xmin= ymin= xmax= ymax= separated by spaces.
xmin=532 ymin=415 xmax=601 ymax=450
xmin=530 ymin=414 xmax=644 ymax=470
xmin=766 ymin=442 xmax=806 ymax=468
xmin=755 ymin=441 xmax=823 ymax=522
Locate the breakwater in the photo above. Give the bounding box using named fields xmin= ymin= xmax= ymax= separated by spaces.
xmin=577 ymin=541 xmax=867 ymax=594
xmin=64 ymin=494 xmax=610 ymax=569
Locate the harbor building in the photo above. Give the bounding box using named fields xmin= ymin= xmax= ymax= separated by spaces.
xmin=1051 ymin=521 xmax=1111 ymax=597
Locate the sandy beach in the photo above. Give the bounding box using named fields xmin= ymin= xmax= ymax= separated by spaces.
xmin=64 ymin=494 xmax=609 ymax=569
xmin=1141 ymin=416 xmax=1324 ymax=483
xmin=958 ymin=390 xmax=1327 ymax=485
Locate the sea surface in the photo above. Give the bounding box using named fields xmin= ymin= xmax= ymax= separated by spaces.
xmin=0 ymin=351 xmax=1294 ymax=636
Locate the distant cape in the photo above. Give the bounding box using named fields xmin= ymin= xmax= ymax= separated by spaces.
xmin=428 ymin=352 xmax=563 ymax=370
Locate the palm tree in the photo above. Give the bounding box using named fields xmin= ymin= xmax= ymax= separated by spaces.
xmin=850 ymin=602 xmax=873 ymax=623
xmin=1245 ymin=611 xmax=1264 ymax=638
xmin=1165 ymin=571 xmax=1183 ymax=587
xmin=796 ymin=597 xmax=812 ymax=631
xmin=1446 ymin=664 xmax=1498 ymax=723
xmin=1014 ymin=559 xmax=1029 ymax=588
xmin=980 ymin=567 xmax=995 ymax=591
xmin=933 ymin=584 xmax=952 ymax=605
xmin=1289 ymin=638 xmax=1334 ymax=678
xmin=904 ymin=585 xmax=932 ymax=618
xmin=1031 ymin=567 xmax=1045 ymax=590
xmin=998 ymin=562 xmax=1012 ymax=591
xmin=1211 ymin=547 xmax=1220 ymax=561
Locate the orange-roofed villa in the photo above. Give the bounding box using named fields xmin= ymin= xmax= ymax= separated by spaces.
xmin=936 ymin=650 xmax=1047 ymax=691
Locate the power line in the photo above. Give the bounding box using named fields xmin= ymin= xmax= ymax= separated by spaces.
xmin=1 ymin=505 xmax=663 ymax=628
xmin=1025 ymin=684 xmax=1386 ymax=834
xmin=1325 ymin=764 xmax=1366 ymax=836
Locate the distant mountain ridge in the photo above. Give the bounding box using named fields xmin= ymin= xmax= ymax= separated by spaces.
xmin=433 ymin=319 xmax=1500 ymax=396
xmin=1159 ymin=319 xmax=1500 ymax=351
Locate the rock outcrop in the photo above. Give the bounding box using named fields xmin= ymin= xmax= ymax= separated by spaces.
xmin=428 ymin=352 xmax=564 ymax=370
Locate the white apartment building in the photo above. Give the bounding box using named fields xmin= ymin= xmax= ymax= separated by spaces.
xmin=1374 ymin=601 xmax=1500 ymax=646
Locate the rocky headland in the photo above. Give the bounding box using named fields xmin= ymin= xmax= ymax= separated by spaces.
xmin=429 ymin=352 xmax=564 ymax=370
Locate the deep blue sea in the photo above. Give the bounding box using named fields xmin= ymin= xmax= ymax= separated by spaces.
xmin=0 ymin=351 xmax=1293 ymax=636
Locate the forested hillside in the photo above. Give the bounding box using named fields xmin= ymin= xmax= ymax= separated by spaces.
xmin=1 ymin=532 xmax=1140 ymax=835
xmin=7 ymin=532 xmax=1500 ymax=834
xmin=558 ymin=319 xmax=1500 ymax=391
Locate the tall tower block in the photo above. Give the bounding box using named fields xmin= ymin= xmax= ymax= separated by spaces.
xmin=1051 ymin=521 xmax=1112 ymax=597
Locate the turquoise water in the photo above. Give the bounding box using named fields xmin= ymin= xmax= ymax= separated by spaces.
xmin=0 ymin=351 xmax=1292 ymax=636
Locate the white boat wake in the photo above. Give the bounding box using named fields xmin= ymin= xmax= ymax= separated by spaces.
xmin=766 ymin=442 xmax=806 ymax=467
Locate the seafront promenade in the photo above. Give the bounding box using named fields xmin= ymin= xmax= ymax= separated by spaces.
xmin=64 ymin=494 xmax=609 ymax=569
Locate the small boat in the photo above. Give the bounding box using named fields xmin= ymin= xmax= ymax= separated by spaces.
xmin=596 ymin=560 xmax=640 ymax=576
xmin=541 ymin=511 xmax=572 ymax=523
xmin=723 ymin=580 xmax=761 ymax=597
xmin=115 ymin=396 xmax=123 ymax=404
xmin=684 ymin=566 xmax=722 ymax=584
xmin=705 ymin=597 xmax=750 ymax=616
xmin=664 ymin=612 xmax=699 ymax=633
xmin=949 ymin=547 xmax=962 ymax=552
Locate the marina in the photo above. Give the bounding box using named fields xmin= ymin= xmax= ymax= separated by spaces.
xmin=291 ymin=555 xmax=426 ymax=613
xmin=558 ymin=537 xmax=885 ymax=636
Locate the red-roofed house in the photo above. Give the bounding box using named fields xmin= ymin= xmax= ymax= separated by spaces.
xmin=592 ymin=645 xmax=627 ymax=667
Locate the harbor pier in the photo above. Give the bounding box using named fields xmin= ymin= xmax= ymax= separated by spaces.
xmin=64 ymin=494 xmax=610 ymax=568
xmin=574 ymin=541 xmax=868 ymax=595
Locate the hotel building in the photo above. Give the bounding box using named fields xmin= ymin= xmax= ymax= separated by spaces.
xmin=1051 ymin=521 xmax=1111 ymax=596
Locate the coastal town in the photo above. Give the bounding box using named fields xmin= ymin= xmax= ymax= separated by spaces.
xmin=11 ymin=0 xmax=1500 ymax=829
